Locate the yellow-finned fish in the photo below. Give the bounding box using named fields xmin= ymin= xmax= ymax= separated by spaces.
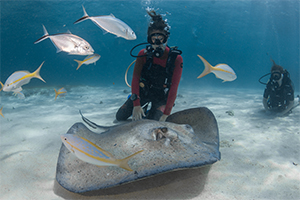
xmin=0 ymin=107 xmax=4 ymax=118
xmin=197 ymin=55 xmax=237 ymax=82
xmin=61 ymin=134 xmax=143 ymax=171
xmin=74 ymin=53 xmax=101 ymax=70
xmin=54 ymin=87 xmax=67 ymax=100
xmin=74 ymin=6 xmax=136 ymax=40
xmin=2 ymin=62 xmax=46 ymax=97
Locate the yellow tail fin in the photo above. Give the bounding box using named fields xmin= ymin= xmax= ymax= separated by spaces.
xmin=118 ymin=150 xmax=144 ymax=171
xmin=33 ymin=61 xmax=46 ymax=83
xmin=0 ymin=81 xmax=3 ymax=91
xmin=0 ymin=107 xmax=4 ymax=118
xmin=197 ymin=55 xmax=213 ymax=79
xmin=54 ymin=89 xmax=59 ymax=100
xmin=74 ymin=59 xmax=83 ymax=70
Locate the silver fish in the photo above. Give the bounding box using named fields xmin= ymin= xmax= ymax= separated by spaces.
xmin=74 ymin=6 xmax=136 ymax=40
xmin=34 ymin=25 xmax=94 ymax=55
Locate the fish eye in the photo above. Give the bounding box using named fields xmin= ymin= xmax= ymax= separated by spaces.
xmin=85 ymin=46 xmax=89 ymax=49
xmin=64 ymin=137 xmax=67 ymax=141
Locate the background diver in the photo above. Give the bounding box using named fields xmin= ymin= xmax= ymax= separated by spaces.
xmin=261 ymin=59 xmax=295 ymax=116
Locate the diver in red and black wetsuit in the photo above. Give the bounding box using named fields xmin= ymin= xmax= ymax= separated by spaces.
xmin=116 ymin=10 xmax=183 ymax=122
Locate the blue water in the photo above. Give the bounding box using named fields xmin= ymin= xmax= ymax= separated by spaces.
xmin=1 ymin=0 xmax=299 ymax=91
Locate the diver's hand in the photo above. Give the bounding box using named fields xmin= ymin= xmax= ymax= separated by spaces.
xmin=159 ymin=114 xmax=168 ymax=122
xmin=132 ymin=106 xmax=145 ymax=121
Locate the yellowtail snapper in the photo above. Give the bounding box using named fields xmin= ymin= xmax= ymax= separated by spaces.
xmin=197 ymin=55 xmax=237 ymax=82
xmin=61 ymin=134 xmax=143 ymax=171
xmin=74 ymin=53 xmax=101 ymax=70
xmin=3 ymin=61 xmax=46 ymax=98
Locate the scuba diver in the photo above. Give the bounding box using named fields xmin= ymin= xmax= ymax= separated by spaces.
xmin=261 ymin=59 xmax=294 ymax=116
xmin=116 ymin=10 xmax=183 ymax=122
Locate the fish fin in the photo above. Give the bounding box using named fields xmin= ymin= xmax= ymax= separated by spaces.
xmin=54 ymin=89 xmax=58 ymax=100
xmin=0 ymin=81 xmax=3 ymax=91
xmin=74 ymin=59 xmax=83 ymax=70
xmin=118 ymin=150 xmax=144 ymax=171
xmin=13 ymin=87 xmax=22 ymax=93
xmin=66 ymin=30 xmax=72 ymax=34
xmin=0 ymin=107 xmax=4 ymax=118
xmin=34 ymin=24 xmax=50 ymax=44
xmin=14 ymin=91 xmax=25 ymax=99
xmin=110 ymin=13 xmax=116 ymax=18
xmin=74 ymin=5 xmax=90 ymax=24
xmin=197 ymin=55 xmax=213 ymax=79
xmin=33 ymin=61 xmax=46 ymax=83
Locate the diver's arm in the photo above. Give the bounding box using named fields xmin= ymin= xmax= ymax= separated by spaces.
xmin=164 ymin=55 xmax=183 ymax=115
xmin=131 ymin=50 xmax=146 ymax=107
xmin=263 ymin=98 xmax=270 ymax=111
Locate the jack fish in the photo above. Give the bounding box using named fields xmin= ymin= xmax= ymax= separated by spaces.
xmin=197 ymin=55 xmax=237 ymax=82
xmin=74 ymin=6 xmax=136 ymax=40
xmin=3 ymin=62 xmax=46 ymax=97
xmin=74 ymin=53 xmax=101 ymax=70
xmin=34 ymin=25 xmax=94 ymax=55
xmin=61 ymin=134 xmax=143 ymax=171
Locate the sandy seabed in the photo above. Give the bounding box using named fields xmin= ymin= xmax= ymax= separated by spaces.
xmin=0 ymin=86 xmax=299 ymax=200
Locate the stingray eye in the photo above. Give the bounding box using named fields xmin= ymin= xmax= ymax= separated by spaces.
xmin=185 ymin=124 xmax=192 ymax=129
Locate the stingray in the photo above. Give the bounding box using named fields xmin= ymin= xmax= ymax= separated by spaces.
xmin=56 ymin=107 xmax=220 ymax=193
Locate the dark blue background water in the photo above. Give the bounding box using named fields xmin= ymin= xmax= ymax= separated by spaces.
xmin=1 ymin=0 xmax=299 ymax=92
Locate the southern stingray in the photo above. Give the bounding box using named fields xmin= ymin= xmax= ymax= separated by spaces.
xmin=56 ymin=107 xmax=220 ymax=193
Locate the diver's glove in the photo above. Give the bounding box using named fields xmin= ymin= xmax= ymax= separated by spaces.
xmin=159 ymin=114 xmax=168 ymax=122
xmin=132 ymin=106 xmax=145 ymax=121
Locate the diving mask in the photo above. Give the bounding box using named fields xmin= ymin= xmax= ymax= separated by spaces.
xmin=271 ymin=71 xmax=282 ymax=81
xmin=147 ymin=33 xmax=168 ymax=45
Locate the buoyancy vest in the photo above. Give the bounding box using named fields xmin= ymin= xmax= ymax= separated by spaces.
xmin=265 ymin=70 xmax=294 ymax=110
xmin=139 ymin=46 xmax=182 ymax=100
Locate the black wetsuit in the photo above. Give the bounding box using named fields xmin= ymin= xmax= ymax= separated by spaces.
xmin=263 ymin=72 xmax=294 ymax=112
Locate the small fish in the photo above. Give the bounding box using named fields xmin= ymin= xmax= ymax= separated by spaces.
xmin=74 ymin=53 xmax=101 ymax=70
xmin=197 ymin=55 xmax=237 ymax=82
xmin=54 ymin=87 xmax=67 ymax=100
xmin=0 ymin=107 xmax=4 ymax=118
xmin=3 ymin=62 xmax=46 ymax=97
xmin=34 ymin=25 xmax=94 ymax=55
xmin=61 ymin=134 xmax=143 ymax=171
xmin=74 ymin=6 xmax=136 ymax=40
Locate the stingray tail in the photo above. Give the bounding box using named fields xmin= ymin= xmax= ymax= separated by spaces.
xmin=197 ymin=55 xmax=213 ymax=79
xmin=74 ymin=5 xmax=90 ymax=24
xmin=117 ymin=150 xmax=144 ymax=171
